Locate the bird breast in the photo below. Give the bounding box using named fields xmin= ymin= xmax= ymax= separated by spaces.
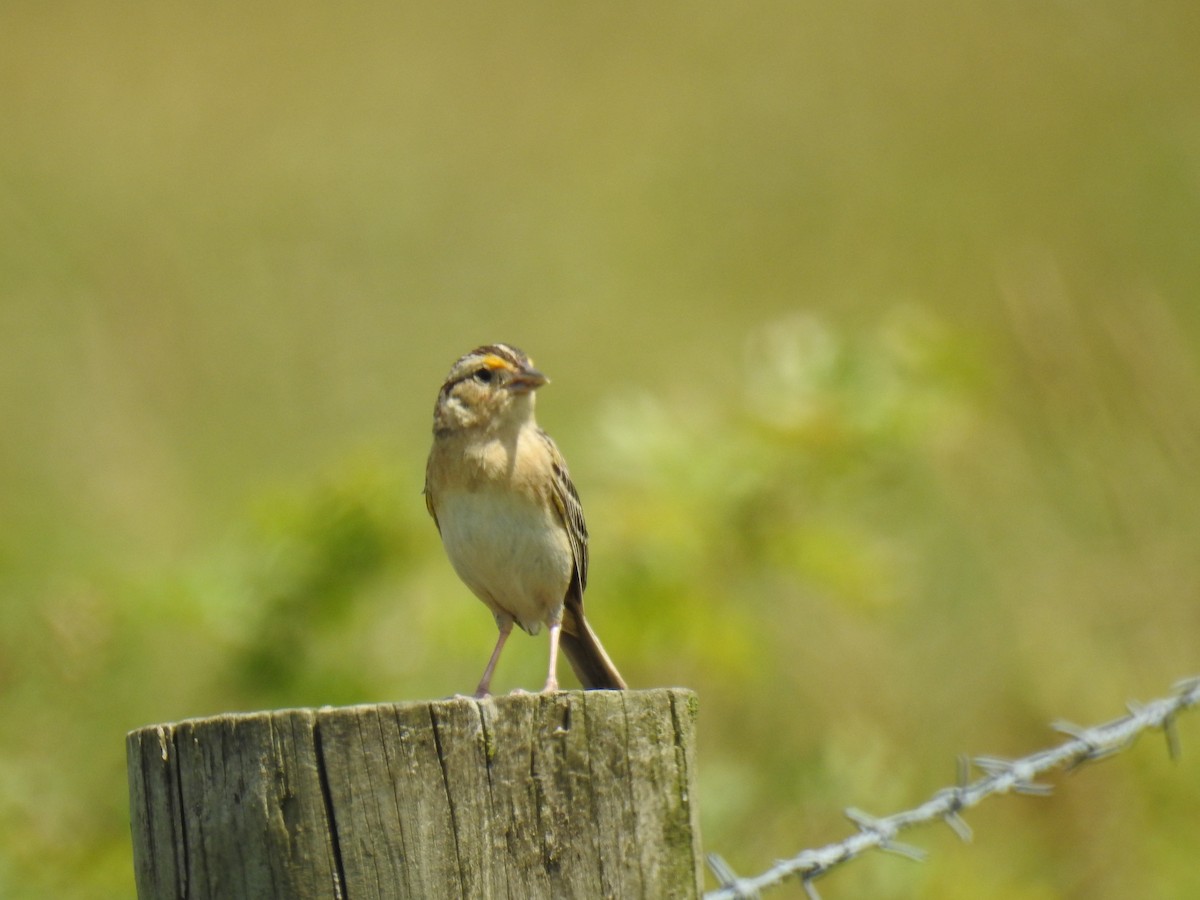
xmin=435 ymin=486 xmax=573 ymax=633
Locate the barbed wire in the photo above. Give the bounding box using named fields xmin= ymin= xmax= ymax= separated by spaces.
xmin=705 ymin=675 xmax=1200 ymax=900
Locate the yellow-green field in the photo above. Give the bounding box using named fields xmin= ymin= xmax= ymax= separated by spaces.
xmin=3 ymin=3 xmax=1199 ymax=897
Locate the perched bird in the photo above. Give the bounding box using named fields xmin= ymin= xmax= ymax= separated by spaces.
xmin=423 ymin=343 xmax=626 ymax=696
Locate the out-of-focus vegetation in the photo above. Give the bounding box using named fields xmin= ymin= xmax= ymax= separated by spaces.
xmin=3 ymin=3 xmax=1200 ymax=897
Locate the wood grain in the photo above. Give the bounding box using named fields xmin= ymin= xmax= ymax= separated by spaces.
xmin=128 ymin=688 xmax=702 ymax=899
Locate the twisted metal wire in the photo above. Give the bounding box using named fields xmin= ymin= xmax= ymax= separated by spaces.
xmin=706 ymin=675 xmax=1200 ymax=899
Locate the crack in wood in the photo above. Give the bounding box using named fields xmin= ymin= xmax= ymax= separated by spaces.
xmin=311 ymin=718 xmax=348 ymax=900
xmin=427 ymin=704 xmax=468 ymax=894
xmin=162 ymin=725 xmax=191 ymax=898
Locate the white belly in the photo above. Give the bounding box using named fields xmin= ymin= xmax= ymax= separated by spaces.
xmin=436 ymin=488 xmax=573 ymax=632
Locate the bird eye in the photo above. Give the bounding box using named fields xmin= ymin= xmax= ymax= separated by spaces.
xmin=473 ymin=368 xmax=495 ymax=384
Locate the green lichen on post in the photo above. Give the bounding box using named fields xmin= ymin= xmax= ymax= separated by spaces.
xmin=476 ymin=710 xmax=498 ymax=764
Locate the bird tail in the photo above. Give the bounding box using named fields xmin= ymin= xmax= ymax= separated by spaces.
xmin=561 ymin=600 xmax=627 ymax=690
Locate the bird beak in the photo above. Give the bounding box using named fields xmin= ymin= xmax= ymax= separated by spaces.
xmin=508 ymin=366 xmax=549 ymax=394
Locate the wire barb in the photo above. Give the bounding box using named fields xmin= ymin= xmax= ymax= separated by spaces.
xmin=844 ymin=808 xmax=927 ymax=862
xmin=970 ymin=755 xmax=1054 ymax=795
xmin=707 ymin=853 xmax=758 ymax=899
xmin=1163 ymin=713 xmax=1182 ymax=762
xmin=704 ymin=674 xmax=1200 ymax=899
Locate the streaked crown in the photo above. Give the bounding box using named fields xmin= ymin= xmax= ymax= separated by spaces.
xmin=434 ymin=343 xmax=548 ymax=434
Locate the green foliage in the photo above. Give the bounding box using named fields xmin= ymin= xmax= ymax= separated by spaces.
xmin=232 ymin=461 xmax=416 ymax=702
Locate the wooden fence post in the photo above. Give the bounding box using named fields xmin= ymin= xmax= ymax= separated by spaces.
xmin=127 ymin=688 xmax=702 ymax=899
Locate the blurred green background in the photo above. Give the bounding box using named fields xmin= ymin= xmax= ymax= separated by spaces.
xmin=3 ymin=2 xmax=1200 ymax=897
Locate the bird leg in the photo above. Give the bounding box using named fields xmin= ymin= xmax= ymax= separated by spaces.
xmin=475 ymin=619 xmax=513 ymax=697
xmin=542 ymin=620 xmax=562 ymax=693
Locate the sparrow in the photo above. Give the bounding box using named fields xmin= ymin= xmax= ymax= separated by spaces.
xmin=423 ymin=343 xmax=626 ymax=695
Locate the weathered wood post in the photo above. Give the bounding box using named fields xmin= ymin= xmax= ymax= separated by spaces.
xmin=128 ymin=688 xmax=702 ymax=899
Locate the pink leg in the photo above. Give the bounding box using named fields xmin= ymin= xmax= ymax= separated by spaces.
xmin=541 ymin=620 xmax=562 ymax=693
xmin=475 ymin=620 xmax=513 ymax=697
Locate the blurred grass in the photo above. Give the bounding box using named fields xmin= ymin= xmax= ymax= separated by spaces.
xmin=3 ymin=2 xmax=1200 ymax=897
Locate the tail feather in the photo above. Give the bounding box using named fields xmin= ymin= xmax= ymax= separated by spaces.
xmin=561 ymin=603 xmax=626 ymax=690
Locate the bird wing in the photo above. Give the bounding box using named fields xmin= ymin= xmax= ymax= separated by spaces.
xmin=541 ymin=429 xmax=589 ymax=596
xmin=422 ymin=454 xmax=441 ymax=534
